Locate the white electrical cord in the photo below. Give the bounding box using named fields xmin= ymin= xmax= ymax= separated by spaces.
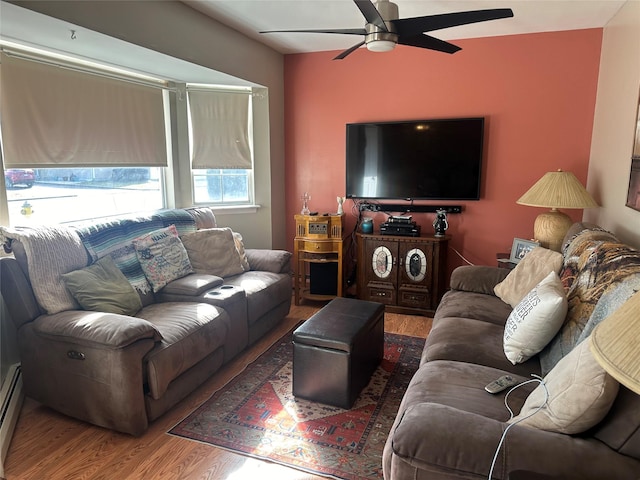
xmin=488 ymin=374 xmax=549 ymax=480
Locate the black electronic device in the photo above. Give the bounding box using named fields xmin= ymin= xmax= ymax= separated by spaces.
xmin=345 ymin=117 xmax=484 ymax=201
xmin=380 ymin=222 xmax=421 ymax=237
xmin=388 ymin=215 xmax=413 ymax=224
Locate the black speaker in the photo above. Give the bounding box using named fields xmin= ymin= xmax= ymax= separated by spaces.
xmin=310 ymin=262 xmax=338 ymax=295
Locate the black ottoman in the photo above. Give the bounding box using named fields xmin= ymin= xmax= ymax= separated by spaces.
xmin=292 ymin=297 xmax=385 ymax=409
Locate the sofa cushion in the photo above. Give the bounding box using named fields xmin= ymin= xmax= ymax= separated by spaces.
xmin=222 ymin=271 xmax=291 ymax=326
xmin=503 ymin=271 xmax=567 ymax=365
xmin=450 ymin=265 xmax=510 ymax=296
xmin=31 ymin=310 xmax=162 ymax=347
xmin=434 ymin=289 xmax=512 ymax=326
xmin=423 ymin=316 xmax=541 ymax=376
xmin=133 ymin=225 xmax=193 ymax=293
xmin=399 ymin=360 xmax=534 ymax=421
xmin=245 ymin=249 xmax=292 ymax=274
xmin=181 ymin=227 xmax=246 ymax=277
xmin=494 ymin=247 xmax=563 ymax=308
xmin=61 ymin=256 xmax=142 ymax=316
xmin=510 ymin=340 xmax=619 ymax=434
xmin=0 ymin=225 xmax=88 ymax=314
xmin=137 ymin=302 xmax=230 ymax=399
xmin=160 ymin=273 xmax=224 ymax=296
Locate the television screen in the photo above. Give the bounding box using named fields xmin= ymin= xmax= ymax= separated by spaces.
xmin=345 ymin=117 xmax=484 ymax=200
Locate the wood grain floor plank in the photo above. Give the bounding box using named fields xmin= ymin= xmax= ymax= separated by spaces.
xmin=4 ymin=299 xmax=431 ymax=480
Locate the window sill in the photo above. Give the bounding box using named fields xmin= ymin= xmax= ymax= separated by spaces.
xmin=202 ymin=204 xmax=261 ymax=215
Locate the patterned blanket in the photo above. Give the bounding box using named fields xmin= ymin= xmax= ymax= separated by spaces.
xmin=75 ymin=209 xmax=197 ymax=293
xmin=540 ymin=227 xmax=640 ymax=375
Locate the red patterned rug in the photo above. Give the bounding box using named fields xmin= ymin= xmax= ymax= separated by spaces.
xmin=169 ymin=330 xmax=424 ymax=480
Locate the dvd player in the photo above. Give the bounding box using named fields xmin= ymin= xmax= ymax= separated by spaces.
xmin=380 ymin=222 xmax=421 ymax=237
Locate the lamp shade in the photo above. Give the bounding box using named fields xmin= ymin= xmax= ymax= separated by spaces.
xmin=589 ymin=291 xmax=640 ymax=395
xmin=516 ymin=170 xmax=598 ymax=209
xmin=516 ymin=170 xmax=598 ymax=252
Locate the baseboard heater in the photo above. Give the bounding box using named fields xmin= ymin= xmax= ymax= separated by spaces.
xmin=0 ymin=364 xmax=23 ymax=480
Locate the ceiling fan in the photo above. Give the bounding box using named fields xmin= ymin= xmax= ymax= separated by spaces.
xmin=260 ymin=0 xmax=513 ymax=60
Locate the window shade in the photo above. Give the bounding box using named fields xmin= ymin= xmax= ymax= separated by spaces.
xmin=0 ymin=52 xmax=167 ymax=168
xmin=188 ymin=89 xmax=252 ymax=170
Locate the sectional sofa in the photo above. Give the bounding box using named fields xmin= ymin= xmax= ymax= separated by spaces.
xmin=383 ymin=222 xmax=640 ymax=479
xmin=0 ymin=207 xmax=292 ymax=436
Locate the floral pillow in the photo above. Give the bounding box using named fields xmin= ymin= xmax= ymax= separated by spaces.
xmin=133 ymin=225 xmax=193 ymax=292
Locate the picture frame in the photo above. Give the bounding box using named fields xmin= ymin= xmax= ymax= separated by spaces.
xmin=509 ymin=238 xmax=540 ymax=263
xmin=626 ymin=93 xmax=640 ymax=211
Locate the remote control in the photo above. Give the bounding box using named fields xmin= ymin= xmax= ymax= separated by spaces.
xmin=484 ymin=375 xmax=520 ymax=394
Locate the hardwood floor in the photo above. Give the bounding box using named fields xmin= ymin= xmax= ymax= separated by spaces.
xmin=4 ymin=300 xmax=432 ymax=480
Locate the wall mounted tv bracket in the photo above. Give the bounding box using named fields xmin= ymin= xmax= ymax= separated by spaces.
xmin=359 ymin=203 xmax=462 ymax=214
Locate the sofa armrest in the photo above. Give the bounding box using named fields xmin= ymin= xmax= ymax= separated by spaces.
xmin=32 ymin=310 xmax=162 ymax=349
xmin=450 ymin=265 xmax=509 ymax=295
xmin=245 ymin=249 xmax=292 ymax=274
xmin=389 ymin=403 xmax=640 ymax=479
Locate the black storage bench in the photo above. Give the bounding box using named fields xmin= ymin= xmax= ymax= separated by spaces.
xmin=292 ymin=297 xmax=385 ymax=409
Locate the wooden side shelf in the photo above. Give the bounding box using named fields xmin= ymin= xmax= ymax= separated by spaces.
xmin=293 ymin=214 xmax=348 ymax=305
xmin=356 ymin=232 xmax=449 ymax=316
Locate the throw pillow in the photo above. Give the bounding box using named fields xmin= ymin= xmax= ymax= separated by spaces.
xmin=494 ymin=247 xmax=563 ymax=308
xmin=132 ymin=225 xmax=193 ymax=292
xmin=508 ymin=340 xmax=619 ymax=434
xmin=181 ymin=227 xmax=246 ymax=278
xmin=61 ymin=256 xmax=142 ymax=316
xmin=0 ymin=225 xmax=88 ymax=314
xmin=503 ymin=271 xmax=568 ymax=364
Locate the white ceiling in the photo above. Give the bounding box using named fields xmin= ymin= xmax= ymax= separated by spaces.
xmin=184 ymin=0 xmax=627 ymax=55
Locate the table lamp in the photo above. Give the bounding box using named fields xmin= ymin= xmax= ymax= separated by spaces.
xmin=516 ymin=169 xmax=598 ymax=252
xmin=590 ymin=291 xmax=640 ymax=395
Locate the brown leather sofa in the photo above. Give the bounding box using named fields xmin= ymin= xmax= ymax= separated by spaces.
xmin=0 ymin=207 xmax=291 ymax=436
xmin=383 ymin=223 xmax=640 ymax=479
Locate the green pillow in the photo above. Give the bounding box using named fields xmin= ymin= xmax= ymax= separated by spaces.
xmin=62 ymin=256 xmax=142 ymax=316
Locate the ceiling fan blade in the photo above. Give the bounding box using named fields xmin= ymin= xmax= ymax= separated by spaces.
xmin=353 ymin=0 xmax=388 ymax=32
xmin=260 ymin=28 xmax=366 ymax=35
xmin=392 ymin=8 xmax=514 ymax=36
xmin=398 ymin=34 xmax=461 ymax=54
xmin=334 ymin=40 xmax=366 ymax=60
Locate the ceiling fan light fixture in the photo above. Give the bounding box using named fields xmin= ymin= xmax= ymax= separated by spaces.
xmin=366 ymin=39 xmax=396 ymax=52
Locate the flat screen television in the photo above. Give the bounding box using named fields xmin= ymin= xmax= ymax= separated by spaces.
xmin=345 ymin=117 xmax=484 ymax=200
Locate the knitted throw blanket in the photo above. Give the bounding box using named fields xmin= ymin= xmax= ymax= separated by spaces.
xmin=540 ymin=228 xmax=640 ymax=375
xmin=75 ymin=210 xmax=197 ymax=293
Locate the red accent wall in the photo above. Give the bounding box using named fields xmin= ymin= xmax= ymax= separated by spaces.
xmin=284 ymin=29 xmax=602 ymax=281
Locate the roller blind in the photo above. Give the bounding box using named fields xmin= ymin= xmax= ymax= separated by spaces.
xmin=0 ymin=52 xmax=167 ymax=168
xmin=188 ymin=89 xmax=252 ymax=170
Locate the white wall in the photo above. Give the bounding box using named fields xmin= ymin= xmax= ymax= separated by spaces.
xmin=6 ymin=0 xmax=287 ymax=249
xmin=585 ymin=0 xmax=640 ymax=247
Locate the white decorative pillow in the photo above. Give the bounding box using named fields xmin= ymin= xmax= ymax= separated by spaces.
xmin=503 ymin=271 xmax=568 ymax=364
xmin=494 ymin=247 xmax=563 ymax=307
xmin=181 ymin=227 xmax=246 ymax=278
xmin=0 ymin=225 xmax=88 ymax=314
xmin=509 ymin=340 xmax=619 ymax=434
xmin=133 ymin=225 xmax=193 ymax=292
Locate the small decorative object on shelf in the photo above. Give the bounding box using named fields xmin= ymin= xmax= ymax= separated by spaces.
xmin=300 ymin=192 xmax=311 ymax=215
xmin=361 ymin=217 xmax=373 ymax=233
xmin=433 ymin=209 xmax=448 ymax=237
xmin=337 ymin=196 xmax=345 ymax=215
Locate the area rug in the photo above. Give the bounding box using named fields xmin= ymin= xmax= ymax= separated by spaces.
xmin=169 ymin=330 xmax=425 ymax=480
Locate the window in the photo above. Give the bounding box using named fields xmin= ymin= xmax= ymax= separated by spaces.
xmin=187 ymin=87 xmax=254 ymax=206
xmin=4 ymin=167 xmax=164 ymax=225
xmin=0 ymin=49 xmax=169 ymax=225
xmin=192 ymin=169 xmax=250 ymax=204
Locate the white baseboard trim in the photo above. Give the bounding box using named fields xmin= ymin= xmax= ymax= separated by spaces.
xmin=0 ymin=364 xmax=23 ymax=480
